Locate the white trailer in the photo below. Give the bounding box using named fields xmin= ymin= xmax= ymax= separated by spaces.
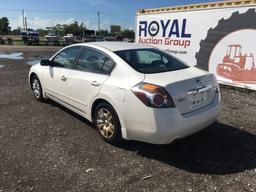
xmin=136 ymin=0 xmax=256 ymax=90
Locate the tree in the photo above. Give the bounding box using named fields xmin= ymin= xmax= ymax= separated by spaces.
xmin=53 ymin=24 xmax=65 ymax=36
xmin=121 ymin=29 xmax=135 ymax=40
xmin=0 ymin=17 xmax=10 ymax=35
xmin=63 ymin=21 xmax=86 ymax=38
xmin=11 ymin=27 xmax=21 ymax=35
xmin=96 ymin=30 xmax=109 ymax=37
xmin=37 ymin=28 xmax=48 ymax=36
xmin=44 ymin=22 xmax=86 ymax=37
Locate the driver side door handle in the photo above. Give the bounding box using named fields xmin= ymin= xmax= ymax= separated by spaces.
xmin=91 ymin=81 xmax=100 ymax=87
xmin=61 ymin=75 xmax=67 ymax=81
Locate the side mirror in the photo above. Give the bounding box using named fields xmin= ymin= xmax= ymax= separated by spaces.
xmin=40 ymin=59 xmax=53 ymax=66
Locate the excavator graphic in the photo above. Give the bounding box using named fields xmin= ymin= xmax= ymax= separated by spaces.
xmin=216 ymin=44 xmax=256 ymax=83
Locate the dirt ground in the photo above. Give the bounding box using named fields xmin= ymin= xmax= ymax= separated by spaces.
xmin=0 ymin=45 xmax=256 ymax=192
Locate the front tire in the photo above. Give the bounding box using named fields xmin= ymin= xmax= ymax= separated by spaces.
xmin=94 ymin=102 xmax=122 ymax=144
xmin=30 ymin=75 xmax=45 ymax=102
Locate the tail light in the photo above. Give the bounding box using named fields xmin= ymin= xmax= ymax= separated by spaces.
xmin=131 ymin=82 xmax=175 ymax=108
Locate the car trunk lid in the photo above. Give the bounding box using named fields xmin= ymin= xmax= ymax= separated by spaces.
xmin=143 ymin=67 xmax=218 ymax=114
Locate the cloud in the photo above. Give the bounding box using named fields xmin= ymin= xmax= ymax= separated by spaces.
xmin=9 ymin=15 xmax=111 ymax=31
xmin=84 ymin=20 xmax=110 ymax=31
xmin=10 ymin=15 xmax=75 ymax=29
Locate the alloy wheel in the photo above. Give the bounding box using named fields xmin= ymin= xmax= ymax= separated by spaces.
xmin=96 ymin=108 xmax=115 ymax=138
xmin=32 ymin=78 xmax=41 ymax=99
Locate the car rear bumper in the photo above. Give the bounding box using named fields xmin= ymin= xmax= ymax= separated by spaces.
xmin=124 ymin=93 xmax=221 ymax=144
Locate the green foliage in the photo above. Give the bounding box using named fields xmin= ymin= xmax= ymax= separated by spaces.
xmin=10 ymin=27 xmax=21 ymax=35
xmin=96 ymin=29 xmax=135 ymax=39
xmin=37 ymin=28 xmax=48 ymax=36
xmin=52 ymin=24 xmax=65 ymax=36
xmin=0 ymin=17 xmax=10 ymax=35
xmin=63 ymin=21 xmax=86 ymax=37
xmin=47 ymin=21 xmax=86 ymax=37
xmin=121 ymin=29 xmax=134 ymax=39
xmin=96 ymin=30 xmax=108 ymax=37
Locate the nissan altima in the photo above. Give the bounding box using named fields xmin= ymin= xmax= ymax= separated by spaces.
xmin=29 ymin=42 xmax=221 ymax=144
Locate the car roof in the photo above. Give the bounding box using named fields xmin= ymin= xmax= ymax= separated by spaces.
xmin=82 ymin=41 xmax=153 ymax=52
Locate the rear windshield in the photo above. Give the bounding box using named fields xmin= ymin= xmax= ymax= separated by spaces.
xmin=115 ymin=48 xmax=189 ymax=74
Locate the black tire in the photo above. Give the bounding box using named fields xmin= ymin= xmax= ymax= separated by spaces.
xmin=195 ymin=8 xmax=256 ymax=71
xmin=94 ymin=102 xmax=122 ymax=144
xmin=30 ymin=75 xmax=45 ymax=102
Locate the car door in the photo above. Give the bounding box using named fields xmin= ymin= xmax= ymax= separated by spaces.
xmin=43 ymin=46 xmax=83 ymax=104
xmin=68 ymin=48 xmax=115 ymax=116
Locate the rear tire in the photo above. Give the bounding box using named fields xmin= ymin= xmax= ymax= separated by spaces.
xmin=30 ymin=75 xmax=45 ymax=102
xmin=94 ymin=102 xmax=122 ymax=144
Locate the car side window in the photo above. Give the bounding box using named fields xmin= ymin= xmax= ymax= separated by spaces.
xmin=76 ymin=49 xmax=107 ymax=74
xmin=53 ymin=46 xmax=82 ymax=69
xmin=137 ymin=50 xmax=161 ymax=64
xmin=101 ymin=58 xmax=115 ymax=74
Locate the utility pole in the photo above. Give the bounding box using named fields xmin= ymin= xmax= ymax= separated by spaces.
xmin=25 ymin=16 xmax=27 ymax=30
xmin=97 ymin=11 xmax=100 ymax=32
xmin=22 ymin=10 xmax=25 ymax=30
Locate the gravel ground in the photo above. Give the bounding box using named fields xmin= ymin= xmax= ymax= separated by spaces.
xmin=0 ymin=45 xmax=256 ymax=192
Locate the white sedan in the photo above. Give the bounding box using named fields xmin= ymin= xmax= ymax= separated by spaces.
xmin=29 ymin=42 xmax=221 ymax=144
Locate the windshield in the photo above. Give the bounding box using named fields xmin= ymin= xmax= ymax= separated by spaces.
xmin=115 ymin=48 xmax=189 ymax=74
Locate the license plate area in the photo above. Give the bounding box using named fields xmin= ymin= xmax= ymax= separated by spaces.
xmin=188 ymin=91 xmax=207 ymax=107
xmin=187 ymin=85 xmax=211 ymax=108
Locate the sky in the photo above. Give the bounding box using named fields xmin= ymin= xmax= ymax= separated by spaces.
xmin=0 ymin=0 xmax=221 ymax=31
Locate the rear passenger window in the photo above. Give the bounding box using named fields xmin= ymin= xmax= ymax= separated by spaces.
xmin=77 ymin=49 xmax=106 ymax=73
xmin=102 ymin=58 xmax=115 ymax=74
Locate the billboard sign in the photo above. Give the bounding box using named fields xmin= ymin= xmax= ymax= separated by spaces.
xmin=111 ymin=25 xmax=121 ymax=33
xmin=136 ymin=6 xmax=256 ymax=90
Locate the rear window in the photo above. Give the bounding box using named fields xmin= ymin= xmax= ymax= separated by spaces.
xmin=115 ymin=48 xmax=189 ymax=74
